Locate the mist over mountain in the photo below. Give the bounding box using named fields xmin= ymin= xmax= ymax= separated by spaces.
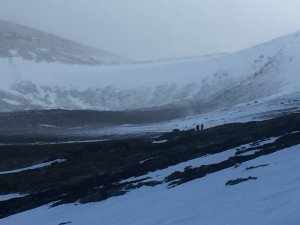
xmin=0 ymin=20 xmax=124 ymax=65
xmin=0 ymin=21 xmax=300 ymax=114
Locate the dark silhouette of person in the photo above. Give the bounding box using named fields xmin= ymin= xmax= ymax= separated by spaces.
xmin=196 ymin=125 xmax=200 ymax=132
xmin=201 ymin=124 xmax=204 ymax=131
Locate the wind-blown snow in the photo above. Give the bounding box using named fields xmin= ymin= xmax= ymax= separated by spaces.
xmin=0 ymin=98 xmax=20 ymax=105
xmin=108 ymin=91 xmax=300 ymax=136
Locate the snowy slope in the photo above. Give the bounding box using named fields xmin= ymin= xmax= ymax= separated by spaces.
xmin=1 ymin=29 xmax=300 ymax=112
xmin=1 ymin=145 xmax=299 ymax=225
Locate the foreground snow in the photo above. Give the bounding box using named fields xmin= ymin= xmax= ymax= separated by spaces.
xmin=1 ymin=145 xmax=299 ymax=225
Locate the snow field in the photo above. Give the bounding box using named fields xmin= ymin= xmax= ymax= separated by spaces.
xmin=1 ymin=145 xmax=300 ymax=225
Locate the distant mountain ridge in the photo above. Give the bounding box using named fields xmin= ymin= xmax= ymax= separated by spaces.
xmin=0 ymin=20 xmax=124 ymax=65
xmin=0 ymin=20 xmax=300 ymax=113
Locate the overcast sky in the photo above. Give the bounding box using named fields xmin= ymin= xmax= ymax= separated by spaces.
xmin=1 ymin=0 xmax=300 ymax=60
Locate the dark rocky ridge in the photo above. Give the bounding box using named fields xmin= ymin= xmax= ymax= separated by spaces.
xmin=0 ymin=108 xmax=187 ymax=143
xmin=0 ymin=113 xmax=299 ymax=218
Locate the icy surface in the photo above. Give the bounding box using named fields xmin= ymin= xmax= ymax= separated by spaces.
xmin=0 ymin=194 xmax=27 ymax=202
xmin=152 ymin=140 xmax=168 ymax=144
xmin=0 ymin=159 xmax=66 ymax=175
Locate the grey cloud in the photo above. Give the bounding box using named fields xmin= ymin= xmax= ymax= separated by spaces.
xmin=1 ymin=0 xmax=300 ymax=60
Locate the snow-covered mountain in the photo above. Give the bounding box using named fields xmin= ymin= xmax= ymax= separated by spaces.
xmin=0 ymin=20 xmax=123 ymax=66
xmin=1 ymin=22 xmax=300 ymax=113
